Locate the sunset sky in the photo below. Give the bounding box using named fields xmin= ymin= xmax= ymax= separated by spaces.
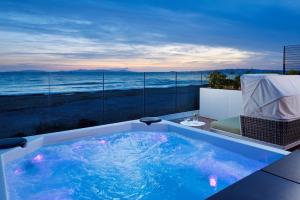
xmin=0 ymin=0 xmax=299 ymax=72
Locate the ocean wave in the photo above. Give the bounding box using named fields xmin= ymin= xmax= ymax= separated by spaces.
xmin=0 ymin=72 xmax=205 ymax=95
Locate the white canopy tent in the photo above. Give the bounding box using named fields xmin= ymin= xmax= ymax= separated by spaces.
xmin=241 ymin=74 xmax=300 ymax=121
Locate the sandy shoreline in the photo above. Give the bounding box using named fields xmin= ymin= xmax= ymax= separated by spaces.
xmin=0 ymin=85 xmax=201 ymax=138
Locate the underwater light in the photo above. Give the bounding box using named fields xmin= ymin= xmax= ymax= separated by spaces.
xmin=209 ymin=176 xmax=217 ymax=187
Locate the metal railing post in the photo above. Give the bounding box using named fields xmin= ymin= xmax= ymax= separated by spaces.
xmin=102 ymin=72 xmax=105 ymax=124
xmin=47 ymin=72 xmax=51 ymax=125
xmin=143 ymin=72 xmax=146 ymax=117
xmin=175 ymin=72 xmax=178 ymax=113
xmin=201 ymin=72 xmax=203 ymax=85
xmin=283 ymin=46 xmax=286 ymax=75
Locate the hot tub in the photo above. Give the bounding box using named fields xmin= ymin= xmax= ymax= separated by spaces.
xmin=0 ymin=120 xmax=288 ymax=200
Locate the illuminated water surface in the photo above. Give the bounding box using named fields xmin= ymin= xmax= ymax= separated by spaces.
xmin=6 ymin=131 xmax=270 ymax=200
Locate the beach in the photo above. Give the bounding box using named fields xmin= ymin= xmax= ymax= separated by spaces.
xmin=0 ymin=85 xmax=200 ymax=138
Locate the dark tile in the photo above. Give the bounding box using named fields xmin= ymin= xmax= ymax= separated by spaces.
xmin=207 ymin=171 xmax=300 ymax=200
xmin=263 ymin=150 xmax=300 ymax=183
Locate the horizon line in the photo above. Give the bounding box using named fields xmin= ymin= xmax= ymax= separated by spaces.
xmin=0 ymin=68 xmax=283 ymax=73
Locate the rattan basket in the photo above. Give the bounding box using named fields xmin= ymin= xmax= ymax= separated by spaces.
xmin=240 ymin=115 xmax=300 ymax=146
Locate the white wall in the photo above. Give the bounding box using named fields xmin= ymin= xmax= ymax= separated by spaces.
xmin=199 ymin=88 xmax=242 ymax=120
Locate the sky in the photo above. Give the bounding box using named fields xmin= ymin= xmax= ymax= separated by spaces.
xmin=0 ymin=0 xmax=299 ymax=72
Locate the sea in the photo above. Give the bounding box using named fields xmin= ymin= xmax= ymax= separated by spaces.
xmin=0 ymin=69 xmax=278 ymax=96
xmin=0 ymin=71 xmax=211 ymax=96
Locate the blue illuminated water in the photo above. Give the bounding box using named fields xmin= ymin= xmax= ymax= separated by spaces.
xmin=6 ymin=131 xmax=271 ymax=199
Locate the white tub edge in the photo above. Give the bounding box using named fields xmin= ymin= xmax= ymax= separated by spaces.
xmin=0 ymin=119 xmax=290 ymax=199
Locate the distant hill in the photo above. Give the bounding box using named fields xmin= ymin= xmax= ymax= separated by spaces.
xmin=198 ymin=68 xmax=282 ymax=75
xmin=0 ymin=68 xmax=131 ymax=74
xmin=0 ymin=68 xmax=282 ymax=74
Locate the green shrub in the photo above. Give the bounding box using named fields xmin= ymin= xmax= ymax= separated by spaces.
xmin=208 ymin=71 xmax=240 ymax=90
xmin=233 ymin=75 xmax=241 ymax=90
xmin=208 ymin=71 xmax=227 ymax=89
xmin=287 ymin=70 xmax=300 ymax=75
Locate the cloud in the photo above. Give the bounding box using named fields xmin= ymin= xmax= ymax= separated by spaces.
xmin=0 ymin=12 xmax=92 ymax=26
xmin=0 ymin=30 xmax=278 ymax=71
xmin=0 ymin=0 xmax=298 ymax=71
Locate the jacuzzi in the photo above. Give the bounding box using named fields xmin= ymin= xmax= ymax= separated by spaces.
xmin=0 ymin=120 xmax=288 ymax=200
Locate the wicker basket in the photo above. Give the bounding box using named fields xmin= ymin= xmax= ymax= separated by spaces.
xmin=240 ymin=115 xmax=300 ymax=146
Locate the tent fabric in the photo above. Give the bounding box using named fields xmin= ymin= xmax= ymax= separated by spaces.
xmin=241 ymin=74 xmax=300 ymax=121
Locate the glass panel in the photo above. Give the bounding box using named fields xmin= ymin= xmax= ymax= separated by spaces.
xmin=46 ymin=71 xmax=103 ymax=133
xmin=205 ymin=70 xmax=242 ymax=90
xmin=145 ymin=72 xmax=176 ymax=116
xmin=226 ymin=69 xmax=239 ymax=80
xmin=285 ymin=45 xmax=300 ymax=73
xmin=201 ymin=71 xmax=210 ymax=86
xmin=176 ymin=71 xmax=202 ymax=112
xmin=0 ymin=72 xmax=50 ymax=138
xmin=103 ymin=72 xmax=144 ymax=123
